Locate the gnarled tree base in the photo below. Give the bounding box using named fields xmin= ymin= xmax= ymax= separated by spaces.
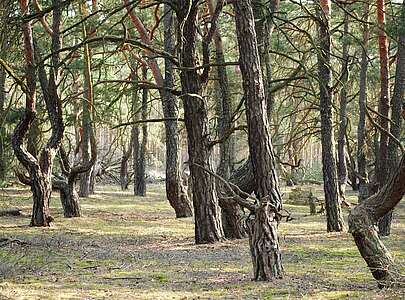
xmin=247 ymin=203 xmax=283 ymax=281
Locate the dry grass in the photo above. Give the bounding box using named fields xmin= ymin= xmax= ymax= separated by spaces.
xmin=0 ymin=184 xmax=403 ymax=299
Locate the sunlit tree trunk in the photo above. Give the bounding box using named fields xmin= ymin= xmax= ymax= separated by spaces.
xmin=316 ymin=0 xmax=344 ymax=232
xmin=234 ymin=0 xmax=283 ymax=280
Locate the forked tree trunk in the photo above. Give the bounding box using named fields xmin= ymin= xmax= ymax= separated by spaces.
xmin=176 ymin=0 xmax=224 ymax=244
xmin=349 ymin=154 xmax=405 ymax=288
xmin=357 ymin=2 xmax=370 ymax=202
xmin=316 ymin=0 xmax=344 ymax=232
xmin=234 ymin=0 xmax=283 ymax=280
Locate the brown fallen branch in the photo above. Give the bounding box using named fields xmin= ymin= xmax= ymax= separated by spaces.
xmin=0 ymin=238 xmax=30 ymax=247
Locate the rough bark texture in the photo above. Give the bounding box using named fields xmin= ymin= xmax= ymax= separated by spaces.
xmin=134 ymin=67 xmax=148 ymax=196
xmin=337 ymin=12 xmax=349 ymax=200
xmin=207 ymin=0 xmax=246 ymax=239
xmin=381 ymin=1 xmax=405 ymax=236
xmin=54 ymin=179 xmax=81 ymax=218
xmin=176 ymin=0 xmax=224 ymax=244
xmin=234 ymin=0 xmax=283 ymax=280
xmin=316 ymin=0 xmax=344 ymax=232
xmin=357 ymin=2 xmax=370 ymax=203
xmin=12 ymin=0 xmax=64 ymax=226
xmin=252 ymin=0 xmax=280 ymax=117
xmin=79 ymin=2 xmax=95 ymax=198
xmin=376 ymin=0 xmax=392 ymax=236
xmin=349 ymin=154 xmax=405 ymax=287
xmin=162 ymin=5 xmax=193 ymax=217
xmin=120 ymin=141 xmax=132 ymax=190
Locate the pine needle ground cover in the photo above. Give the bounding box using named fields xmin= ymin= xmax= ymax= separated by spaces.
xmin=0 ymin=184 xmax=403 ymax=299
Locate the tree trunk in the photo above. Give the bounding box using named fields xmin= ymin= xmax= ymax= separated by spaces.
xmin=207 ymin=0 xmax=246 ymax=239
xmin=120 ymin=143 xmax=132 ymax=190
xmin=252 ymin=0 xmax=280 ymax=118
xmin=316 ymin=0 xmax=344 ymax=232
xmin=234 ymin=0 xmax=283 ymax=280
xmin=79 ymin=1 xmax=95 ymax=198
xmin=54 ymin=179 xmax=81 ymax=218
xmin=357 ymin=2 xmax=370 ymax=202
xmin=349 ymin=154 xmax=405 ymax=287
xmin=376 ymin=0 xmax=392 ymax=236
xmin=176 ymin=0 xmax=224 ymax=244
xmin=381 ymin=2 xmax=405 ymax=236
xmin=134 ymin=67 xmax=148 ymax=196
xmin=337 ymin=12 xmax=349 ymax=200
xmin=0 ymin=67 xmax=5 ymax=182
xmin=162 ymin=5 xmax=192 ymax=217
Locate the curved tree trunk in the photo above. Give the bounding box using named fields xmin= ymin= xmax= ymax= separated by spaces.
xmin=176 ymin=0 xmax=224 ymax=244
xmin=316 ymin=0 xmax=344 ymax=232
xmin=234 ymin=0 xmax=283 ymax=280
xmin=349 ymin=154 xmax=405 ymax=287
xmin=54 ymin=179 xmax=81 ymax=218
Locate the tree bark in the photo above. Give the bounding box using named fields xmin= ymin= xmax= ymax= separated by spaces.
xmin=376 ymin=0 xmax=392 ymax=236
xmin=120 ymin=141 xmax=132 ymax=190
xmin=381 ymin=1 xmax=405 ymax=236
xmin=207 ymin=0 xmax=246 ymax=239
xmin=316 ymin=0 xmax=344 ymax=232
xmin=176 ymin=0 xmax=224 ymax=244
xmin=79 ymin=1 xmax=96 ymax=198
xmin=54 ymin=178 xmax=81 ymax=218
xmin=161 ymin=6 xmax=193 ymax=217
xmin=357 ymin=2 xmax=370 ymax=202
xmin=349 ymin=154 xmax=405 ymax=287
xmin=337 ymin=12 xmax=349 ymax=200
xmin=234 ymin=0 xmax=283 ymax=280
xmin=134 ymin=67 xmax=148 ymax=196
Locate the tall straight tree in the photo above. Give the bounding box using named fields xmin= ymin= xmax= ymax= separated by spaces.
xmin=175 ymin=0 xmax=224 ymax=244
xmin=357 ymin=1 xmax=370 ymax=203
xmin=337 ymin=11 xmax=350 ymax=200
xmin=376 ymin=0 xmax=391 ymax=236
xmin=234 ymin=0 xmax=283 ymax=280
xmin=79 ymin=1 xmax=96 ymax=197
xmin=316 ymin=0 xmax=344 ymax=232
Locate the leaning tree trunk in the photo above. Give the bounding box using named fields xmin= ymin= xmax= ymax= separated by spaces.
xmin=376 ymin=0 xmax=392 ymax=236
xmin=316 ymin=0 xmax=344 ymax=232
xmin=349 ymin=153 xmax=405 ymax=288
xmin=337 ymin=12 xmax=349 ymax=200
xmin=54 ymin=179 xmax=81 ymax=218
xmin=234 ymin=0 xmax=283 ymax=280
xmin=134 ymin=67 xmax=148 ymax=196
xmin=207 ymin=0 xmax=246 ymax=239
xmin=176 ymin=0 xmax=224 ymax=244
xmin=357 ymin=2 xmax=370 ymax=202
xmin=162 ymin=5 xmax=192 ymax=217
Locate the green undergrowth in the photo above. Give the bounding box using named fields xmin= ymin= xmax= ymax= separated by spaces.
xmin=0 ymin=184 xmax=403 ymax=299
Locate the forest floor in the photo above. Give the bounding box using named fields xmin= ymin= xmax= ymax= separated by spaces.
xmin=0 ymin=184 xmax=403 ymax=300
